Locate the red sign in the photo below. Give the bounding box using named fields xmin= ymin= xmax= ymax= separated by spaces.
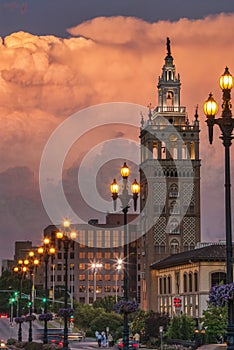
xmin=173 ymin=297 xmax=182 ymax=307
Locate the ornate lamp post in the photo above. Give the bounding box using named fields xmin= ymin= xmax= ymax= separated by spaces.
xmin=24 ymin=252 xmax=40 ymax=342
xmin=115 ymin=259 xmax=123 ymax=302
xmin=56 ymin=219 xmax=77 ymax=350
xmin=13 ymin=260 xmax=28 ymax=342
xmin=38 ymin=238 xmax=56 ymax=344
xmin=110 ymin=162 xmax=140 ymax=350
xmin=91 ymin=262 xmax=103 ymax=302
xmin=204 ymin=67 xmax=234 ymax=349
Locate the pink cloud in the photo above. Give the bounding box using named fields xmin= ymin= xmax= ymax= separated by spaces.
xmin=0 ymin=14 xmax=234 ymax=257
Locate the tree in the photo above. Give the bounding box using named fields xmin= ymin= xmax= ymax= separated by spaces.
xmin=74 ymin=303 xmax=105 ymax=332
xmin=93 ymin=295 xmax=116 ymax=313
xmin=202 ymin=303 xmax=227 ymax=343
xmin=145 ymin=311 xmax=170 ymax=340
xmin=166 ymin=314 xmax=195 ymax=340
xmin=130 ymin=309 xmax=150 ymax=335
xmin=90 ymin=311 xmax=123 ymax=340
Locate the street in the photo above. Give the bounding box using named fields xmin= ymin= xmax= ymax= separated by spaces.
xmin=0 ymin=319 xmax=107 ymax=349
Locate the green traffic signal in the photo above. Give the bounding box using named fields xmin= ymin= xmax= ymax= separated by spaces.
xmin=42 ymin=298 xmax=47 ymax=303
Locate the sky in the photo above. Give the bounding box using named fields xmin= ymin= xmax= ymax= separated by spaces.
xmin=1 ymin=0 xmax=234 ymax=258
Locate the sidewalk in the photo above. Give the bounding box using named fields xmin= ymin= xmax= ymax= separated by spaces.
xmin=197 ymin=345 xmax=226 ymax=350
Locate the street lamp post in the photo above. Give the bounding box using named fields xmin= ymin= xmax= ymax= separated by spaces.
xmin=24 ymin=252 xmax=40 ymax=343
xmin=91 ymin=262 xmax=102 ymax=302
xmin=38 ymin=238 xmax=56 ymax=344
xmin=115 ymin=259 xmax=123 ymax=302
xmin=13 ymin=261 xmax=27 ymax=342
xmin=56 ymin=219 xmax=77 ymax=350
xmin=110 ymin=162 xmax=140 ymax=350
xmin=204 ymin=67 xmax=234 ymax=349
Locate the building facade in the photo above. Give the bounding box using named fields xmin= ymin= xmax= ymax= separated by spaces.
xmin=43 ymin=213 xmax=140 ymax=304
xmin=150 ymin=243 xmax=228 ymax=318
xmin=140 ymin=38 xmax=201 ymax=310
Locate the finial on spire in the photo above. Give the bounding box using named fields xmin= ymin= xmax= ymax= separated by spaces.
xmin=166 ymin=37 xmax=171 ymax=56
xmin=194 ymin=104 xmax=199 ymax=121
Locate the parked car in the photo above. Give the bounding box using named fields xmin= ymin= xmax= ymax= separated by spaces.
xmin=116 ymin=338 xmax=139 ymax=349
xmin=0 ymin=313 xmax=8 ymax=319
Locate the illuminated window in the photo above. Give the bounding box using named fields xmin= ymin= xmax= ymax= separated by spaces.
xmin=96 ymin=230 xmax=102 ymax=247
xmin=88 ymin=230 xmax=94 ymax=246
xmin=79 ymin=230 xmax=85 ymax=246
xmin=104 ymin=263 xmax=110 ymax=270
xmin=96 ymin=286 xmax=102 ymax=293
xmin=79 ymin=285 xmax=86 ymax=292
xmin=79 ymin=274 xmax=86 ymax=281
xmin=79 ymin=252 xmax=85 ymax=259
xmin=104 ymin=230 xmax=111 ymax=247
xmin=96 ymin=274 xmax=102 ymax=281
xmin=104 ymin=286 xmax=111 ymax=292
xmin=88 ymin=252 xmax=94 ymax=259
xmin=96 ymin=252 xmax=102 ymax=259
xmin=104 ymin=275 xmax=111 ymax=281
xmin=105 ymin=252 xmax=110 ymax=259
xmin=79 ymin=263 xmax=85 ymax=270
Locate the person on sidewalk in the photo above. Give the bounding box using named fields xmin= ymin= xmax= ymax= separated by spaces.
xmin=97 ymin=332 xmax=102 ymax=348
xmin=108 ymin=333 xmax=113 ymax=347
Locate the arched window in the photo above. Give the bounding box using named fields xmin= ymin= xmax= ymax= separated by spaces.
xmin=194 ymin=272 xmax=198 ymax=292
xmin=159 ymin=278 xmax=163 ymax=294
xmin=170 ymin=239 xmax=179 ymax=254
xmin=183 ymin=242 xmax=189 ymax=252
xmin=189 ymin=273 xmax=193 ymax=292
xmin=169 ymin=219 xmax=180 ymax=234
xmin=169 ymin=134 xmax=178 ymax=159
xmin=169 ymin=183 xmax=179 ymax=198
xmin=168 ymin=276 xmax=171 ymax=294
xmin=183 ymin=273 xmax=187 ymax=293
xmin=163 ymin=277 xmax=167 ymax=294
xmin=169 ymin=201 xmax=179 ymax=215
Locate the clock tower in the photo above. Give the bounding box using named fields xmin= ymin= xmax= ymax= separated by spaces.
xmin=140 ymin=38 xmax=201 ymax=310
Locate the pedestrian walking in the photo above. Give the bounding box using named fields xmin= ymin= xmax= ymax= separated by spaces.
xmin=108 ymin=333 xmax=113 ymax=347
xmin=97 ymin=332 xmax=102 ymax=348
xmin=101 ymin=331 xmax=107 ymax=347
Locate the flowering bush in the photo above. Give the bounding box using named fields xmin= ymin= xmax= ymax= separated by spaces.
xmin=25 ymin=314 xmax=36 ymax=322
xmin=39 ymin=313 xmax=53 ymax=321
xmin=209 ymin=282 xmax=234 ymax=307
xmin=114 ymin=300 xmax=139 ymax=314
xmin=14 ymin=317 xmax=25 ymax=324
xmin=57 ymin=308 xmax=74 ymax=318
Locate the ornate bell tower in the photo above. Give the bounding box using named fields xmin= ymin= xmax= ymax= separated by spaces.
xmin=140 ymin=38 xmax=201 ymax=310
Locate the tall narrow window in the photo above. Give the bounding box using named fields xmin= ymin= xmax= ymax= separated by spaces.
xmin=189 ymin=273 xmax=193 ymax=292
xmin=183 ymin=273 xmax=187 ymax=293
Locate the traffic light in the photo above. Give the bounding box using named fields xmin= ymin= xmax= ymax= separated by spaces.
xmin=28 ymin=301 xmax=32 ymax=307
xmin=9 ymin=297 xmax=15 ymax=304
xmin=42 ymin=297 xmax=47 ymax=303
xmin=70 ymin=315 xmax=74 ymax=323
xmin=14 ymin=292 xmax=18 ymax=301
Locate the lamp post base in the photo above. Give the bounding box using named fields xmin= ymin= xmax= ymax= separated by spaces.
xmin=227 ymin=324 xmax=234 ymax=350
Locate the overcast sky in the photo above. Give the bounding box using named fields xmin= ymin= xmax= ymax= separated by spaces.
xmin=1 ymin=1 xmax=234 ymax=259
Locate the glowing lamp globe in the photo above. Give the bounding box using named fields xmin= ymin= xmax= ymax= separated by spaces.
xmin=219 ymin=67 xmax=234 ymax=90
xmin=120 ymin=162 xmax=130 ymax=179
xmin=203 ymin=93 xmax=218 ymax=117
